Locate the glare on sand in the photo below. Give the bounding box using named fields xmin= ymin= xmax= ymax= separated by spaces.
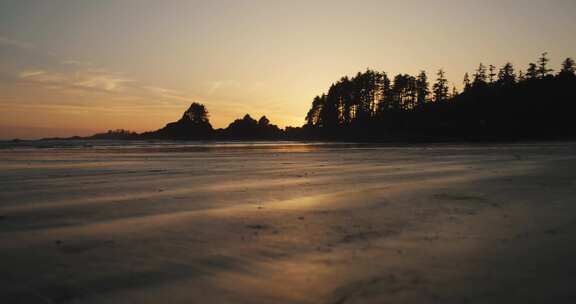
xmin=1 ymin=142 xmax=576 ymax=303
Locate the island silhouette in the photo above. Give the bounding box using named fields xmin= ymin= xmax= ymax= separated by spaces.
xmin=44 ymin=53 xmax=576 ymax=142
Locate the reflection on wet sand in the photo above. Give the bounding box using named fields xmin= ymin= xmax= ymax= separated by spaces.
xmin=1 ymin=142 xmax=576 ymax=303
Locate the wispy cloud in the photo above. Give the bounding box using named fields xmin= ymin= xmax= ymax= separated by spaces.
xmin=204 ymin=80 xmax=241 ymax=95
xmin=75 ymin=73 xmax=133 ymax=92
xmin=61 ymin=59 xmax=94 ymax=67
xmin=144 ymin=86 xmax=193 ymax=101
xmin=15 ymin=64 xmax=202 ymax=108
xmin=5 ymin=38 xmax=205 ymax=124
xmin=0 ymin=36 xmax=36 ymax=50
xmin=18 ymin=68 xmax=133 ymax=92
xmin=18 ymin=70 xmax=68 ymax=87
xmin=18 ymin=70 xmax=49 ymax=78
xmin=1 ymin=34 xmax=198 ymax=106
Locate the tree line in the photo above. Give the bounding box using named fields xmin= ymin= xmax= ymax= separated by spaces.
xmin=303 ymin=53 xmax=576 ymax=140
xmin=137 ymin=103 xmax=283 ymax=140
xmin=53 ymin=53 xmax=575 ymax=142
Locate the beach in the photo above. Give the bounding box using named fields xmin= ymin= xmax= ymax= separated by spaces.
xmin=1 ymin=141 xmax=576 ymax=303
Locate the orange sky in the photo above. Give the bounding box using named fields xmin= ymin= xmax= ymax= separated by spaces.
xmin=1 ymin=0 xmax=575 ymax=139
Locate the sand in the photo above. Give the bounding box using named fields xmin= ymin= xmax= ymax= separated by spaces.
xmin=1 ymin=141 xmax=576 ymax=303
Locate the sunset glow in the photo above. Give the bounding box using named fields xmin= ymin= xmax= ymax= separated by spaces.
xmin=1 ymin=0 xmax=575 ymax=139
xmin=2 ymin=2 xmax=576 ymax=302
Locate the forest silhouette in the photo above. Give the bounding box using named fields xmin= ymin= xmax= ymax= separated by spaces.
xmin=60 ymin=53 xmax=576 ymax=142
xmin=302 ymin=53 xmax=576 ymax=141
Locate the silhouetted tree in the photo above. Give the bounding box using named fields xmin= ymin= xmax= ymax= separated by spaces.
xmin=527 ymin=63 xmax=538 ymax=80
xmin=389 ymin=74 xmax=416 ymax=109
xmin=338 ymin=77 xmax=353 ymax=124
xmin=305 ymin=95 xmax=325 ymax=126
xmin=518 ymin=70 xmax=525 ymax=82
xmin=497 ymin=63 xmax=516 ymax=86
xmin=183 ymin=102 xmax=209 ymax=123
xmin=432 ymin=69 xmax=449 ymax=103
xmin=463 ymin=73 xmax=472 ymax=91
xmin=538 ymin=52 xmax=553 ymax=78
xmin=322 ymin=84 xmax=341 ymax=127
xmin=473 ymin=63 xmax=488 ymax=87
xmin=366 ymin=70 xmax=384 ymax=116
xmin=258 ymin=116 xmax=270 ymax=126
xmin=378 ymin=73 xmax=393 ymax=114
xmin=559 ymin=57 xmax=575 ymax=77
xmin=489 ymin=64 xmax=497 ymax=83
xmin=416 ymin=71 xmax=430 ymax=107
xmin=451 ymin=86 xmax=458 ymax=99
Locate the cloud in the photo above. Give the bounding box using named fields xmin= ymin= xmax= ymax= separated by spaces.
xmin=144 ymin=86 xmax=195 ymax=101
xmin=0 ymin=36 xmax=36 ymax=50
xmin=204 ymin=80 xmax=241 ymax=95
xmin=1 ymin=34 xmax=197 ymax=105
xmin=61 ymin=59 xmax=94 ymax=67
xmin=75 ymin=73 xmax=132 ymax=91
xmin=18 ymin=70 xmax=48 ymax=78
xmin=18 ymin=70 xmax=67 ymax=85
xmin=15 ymin=65 xmax=201 ymax=108
xmin=18 ymin=68 xmax=133 ymax=92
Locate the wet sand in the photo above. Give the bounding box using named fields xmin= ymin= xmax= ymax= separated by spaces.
xmin=1 ymin=142 xmax=576 ymax=303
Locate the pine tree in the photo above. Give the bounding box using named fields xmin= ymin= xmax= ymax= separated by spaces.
xmin=473 ymin=63 xmax=488 ymax=86
xmin=527 ymin=63 xmax=538 ymax=80
xmin=391 ymin=74 xmax=409 ymax=110
xmin=518 ymin=70 xmax=525 ymax=82
xmin=406 ymin=75 xmax=418 ymax=110
xmin=432 ymin=69 xmax=449 ymax=103
xmin=489 ymin=64 xmax=497 ymax=83
xmin=378 ymin=73 xmax=392 ymax=114
xmin=497 ymin=62 xmax=516 ymax=86
xmin=305 ymin=95 xmax=325 ymax=126
xmin=451 ymin=86 xmax=458 ymax=99
xmin=416 ymin=71 xmax=430 ymax=107
xmin=537 ymin=52 xmax=553 ymax=78
xmin=463 ymin=73 xmax=472 ymax=91
xmin=559 ymin=57 xmax=575 ymax=77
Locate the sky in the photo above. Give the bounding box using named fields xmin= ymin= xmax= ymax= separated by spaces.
xmin=1 ymin=0 xmax=575 ymax=139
